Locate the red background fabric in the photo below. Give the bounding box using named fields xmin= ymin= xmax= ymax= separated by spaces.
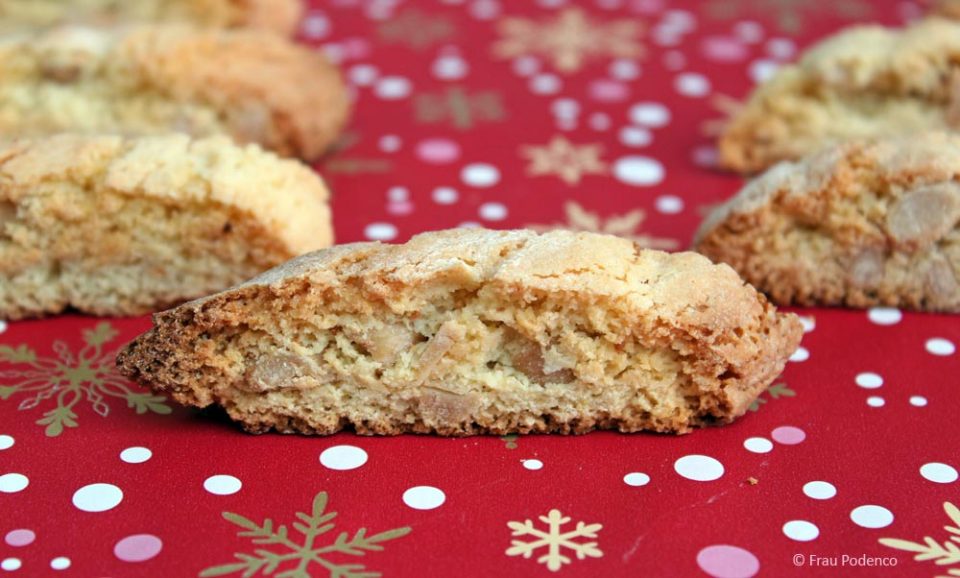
xmin=2 ymin=1 xmax=958 ymax=577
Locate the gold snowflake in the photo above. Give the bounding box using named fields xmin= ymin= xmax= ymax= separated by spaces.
xmin=879 ymin=501 xmax=960 ymax=577
xmin=521 ymin=137 xmax=607 ymax=185
xmin=493 ymin=8 xmax=644 ymax=74
xmin=0 ymin=322 xmax=170 ymax=436
xmin=528 ymin=201 xmax=679 ymax=250
xmin=378 ymin=9 xmax=455 ymax=50
xmin=506 ymin=509 xmax=603 ymax=572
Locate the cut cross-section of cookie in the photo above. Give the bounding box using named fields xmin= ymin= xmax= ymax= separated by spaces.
xmin=0 ymin=24 xmax=349 ymax=160
xmin=718 ymin=18 xmax=960 ymax=173
xmin=0 ymin=133 xmax=333 ymax=319
xmin=695 ymin=133 xmax=960 ymax=312
xmin=0 ymin=0 xmax=303 ymax=36
xmin=117 ymin=228 xmax=802 ymax=436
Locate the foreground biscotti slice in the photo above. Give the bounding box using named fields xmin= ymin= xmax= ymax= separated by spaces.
xmin=0 ymin=134 xmax=333 ymax=319
xmin=117 ymin=229 xmax=802 ymax=436
xmin=696 ymin=133 xmax=960 ymax=311
xmin=0 ymin=24 xmax=348 ymax=160
xmin=719 ymin=18 xmax=960 ymax=173
xmin=0 ymin=0 xmax=302 ymax=36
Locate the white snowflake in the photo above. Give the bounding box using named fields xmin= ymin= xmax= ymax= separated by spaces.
xmin=506 ymin=509 xmax=603 ymax=571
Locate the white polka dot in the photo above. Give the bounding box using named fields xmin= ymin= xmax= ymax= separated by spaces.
xmin=692 ymin=146 xmax=717 ymax=168
xmin=588 ymin=113 xmax=611 ymax=131
xmin=925 ymin=338 xmax=955 ymax=356
xmin=0 ymin=320 xmax=7 ymax=334
xmin=651 ymin=26 xmax=681 ymax=47
xmin=619 ymin=126 xmax=652 ymax=147
xmin=301 ymin=13 xmax=330 ymax=39
xmin=623 ymin=472 xmax=650 ymax=487
xmin=749 ymin=59 xmax=779 ymax=83
xmin=512 ymin=56 xmax=540 ymax=76
xmin=374 ymin=76 xmax=412 ymax=100
xmin=910 ymin=395 xmax=928 ymax=407
xmin=50 ymin=557 xmax=70 ymax=571
xmin=855 ymin=372 xmax=883 ymax=389
xmin=319 ymin=445 xmax=368 ymax=470
xmin=348 ymin=64 xmax=378 ymax=86
xmin=0 ymin=474 xmax=28 ymax=493
xmin=432 ymin=187 xmax=459 ymax=205
xmin=850 ymin=505 xmax=894 ymax=529
xmin=402 ymin=486 xmax=445 ymax=510
xmin=674 ymin=455 xmax=724 ymax=482
xmin=551 ymin=98 xmax=580 ymax=119
xmin=321 ymin=43 xmax=344 ymax=64
xmin=867 ymin=308 xmax=901 ymax=325
xmin=469 ymin=0 xmax=500 ymax=20
xmin=743 ymin=437 xmax=773 ymax=454
xmin=920 ymin=462 xmax=958 ymax=484
xmin=530 ymin=73 xmax=561 ymax=95
xmin=1 ymin=559 xmax=21 ymax=571
xmin=378 ymin=135 xmax=402 ymax=153
xmin=72 ymin=483 xmax=123 ymax=511
xmin=609 ymin=59 xmax=640 ymax=80
xmin=629 ymin=102 xmax=671 ymax=127
xmin=734 ymin=21 xmax=764 ymax=43
xmin=803 ymin=481 xmax=836 ymax=500
xmin=613 ymin=156 xmax=664 ymax=186
xmin=203 ymin=475 xmax=241 ymax=496
xmin=363 ymin=223 xmax=397 ymax=241
xmin=0 ymin=435 xmax=13 ymax=451
xmin=766 ymin=38 xmax=796 ymax=60
xmin=675 ymin=72 xmax=710 ymax=97
xmin=866 ymin=396 xmax=885 ymax=408
xmin=432 ymin=56 xmax=468 ymax=80
xmin=479 ymin=202 xmax=508 ymax=221
xmin=655 ymin=195 xmax=684 ymax=214
xmin=799 ymin=317 xmax=815 ymax=333
xmin=789 ymin=346 xmax=809 ymax=362
xmin=783 ymin=520 xmax=819 ymax=542
xmin=461 ymin=163 xmax=500 ymax=188
xmin=387 ymin=186 xmax=409 ymax=202
xmin=120 ymin=447 xmax=152 ymax=464
xmin=458 ymin=221 xmax=482 ymax=229
xmin=522 ymin=459 xmax=543 ymax=471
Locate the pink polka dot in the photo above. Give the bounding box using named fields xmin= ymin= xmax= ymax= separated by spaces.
xmin=588 ymin=79 xmax=630 ymax=103
xmin=340 ymin=37 xmax=371 ymax=60
xmin=697 ymin=545 xmax=760 ymax=578
xmin=416 ymin=139 xmax=461 ymax=164
xmin=387 ymin=201 xmax=414 ymax=216
xmin=630 ymin=0 xmax=666 ymax=14
xmin=771 ymin=426 xmax=806 ymax=445
xmin=114 ymin=534 xmax=163 ymax=563
xmin=4 ymin=529 xmax=35 ymax=547
xmin=701 ymin=37 xmax=749 ymax=62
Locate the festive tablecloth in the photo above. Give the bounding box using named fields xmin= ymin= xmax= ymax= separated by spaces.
xmin=2 ymin=1 xmax=959 ymax=577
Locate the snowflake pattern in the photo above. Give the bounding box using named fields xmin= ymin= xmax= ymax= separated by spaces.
xmin=879 ymin=501 xmax=960 ymax=577
xmin=528 ymin=201 xmax=679 ymax=250
xmin=493 ymin=8 xmax=644 ymax=74
xmin=748 ymin=382 xmax=796 ymax=412
xmin=0 ymin=322 xmax=170 ymax=437
xmin=201 ymin=491 xmax=411 ymax=578
xmin=413 ymin=86 xmax=506 ymax=130
xmin=377 ymin=8 xmax=455 ymax=50
xmin=705 ymin=0 xmax=872 ymax=34
xmin=521 ymin=136 xmax=607 ymax=185
xmin=507 ymin=509 xmax=602 ymax=572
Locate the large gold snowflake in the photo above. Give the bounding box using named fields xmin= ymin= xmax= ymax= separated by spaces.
xmin=521 ymin=136 xmax=607 ymax=185
xmin=493 ymin=8 xmax=644 ymax=74
xmin=527 ymin=201 xmax=679 ymax=250
xmin=880 ymin=501 xmax=960 ymax=577
xmin=506 ymin=509 xmax=603 ymax=572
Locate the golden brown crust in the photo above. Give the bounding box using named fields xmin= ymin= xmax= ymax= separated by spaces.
xmin=117 ymin=228 xmax=801 ymax=437
xmin=0 ymin=133 xmax=333 ymax=319
xmin=719 ymin=18 xmax=960 ymax=173
xmin=696 ymin=133 xmax=960 ymax=311
xmin=0 ymin=0 xmax=304 ymax=36
xmin=0 ymin=24 xmax=349 ymax=160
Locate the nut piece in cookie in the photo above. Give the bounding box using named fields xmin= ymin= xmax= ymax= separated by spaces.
xmin=117 ymin=228 xmax=802 ymax=437
xmin=0 ymin=24 xmax=349 ymax=160
xmin=0 ymin=133 xmax=333 ymax=319
xmin=695 ymin=133 xmax=960 ymax=312
xmin=0 ymin=0 xmax=303 ymax=37
xmin=718 ymin=18 xmax=960 ymax=173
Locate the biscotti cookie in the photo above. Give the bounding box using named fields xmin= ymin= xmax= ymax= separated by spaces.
xmin=695 ymin=133 xmax=960 ymax=311
xmin=0 ymin=0 xmax=302 ymax=36
xmin=719 ymin=18 xmax=960 ymax=173
xmin=0 ymin=24 xmax=349 ymax=160
xmin=117 ymin=228 xmax=802 ymax=436
xmin=934 ymin=0 xmax=960 ymax=19
xmin=0 ymin=133 xmax=333 ymax=319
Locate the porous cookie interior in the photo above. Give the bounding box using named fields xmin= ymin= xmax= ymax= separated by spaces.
xmin=697 ymin=137 xmax=960 ymax=311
